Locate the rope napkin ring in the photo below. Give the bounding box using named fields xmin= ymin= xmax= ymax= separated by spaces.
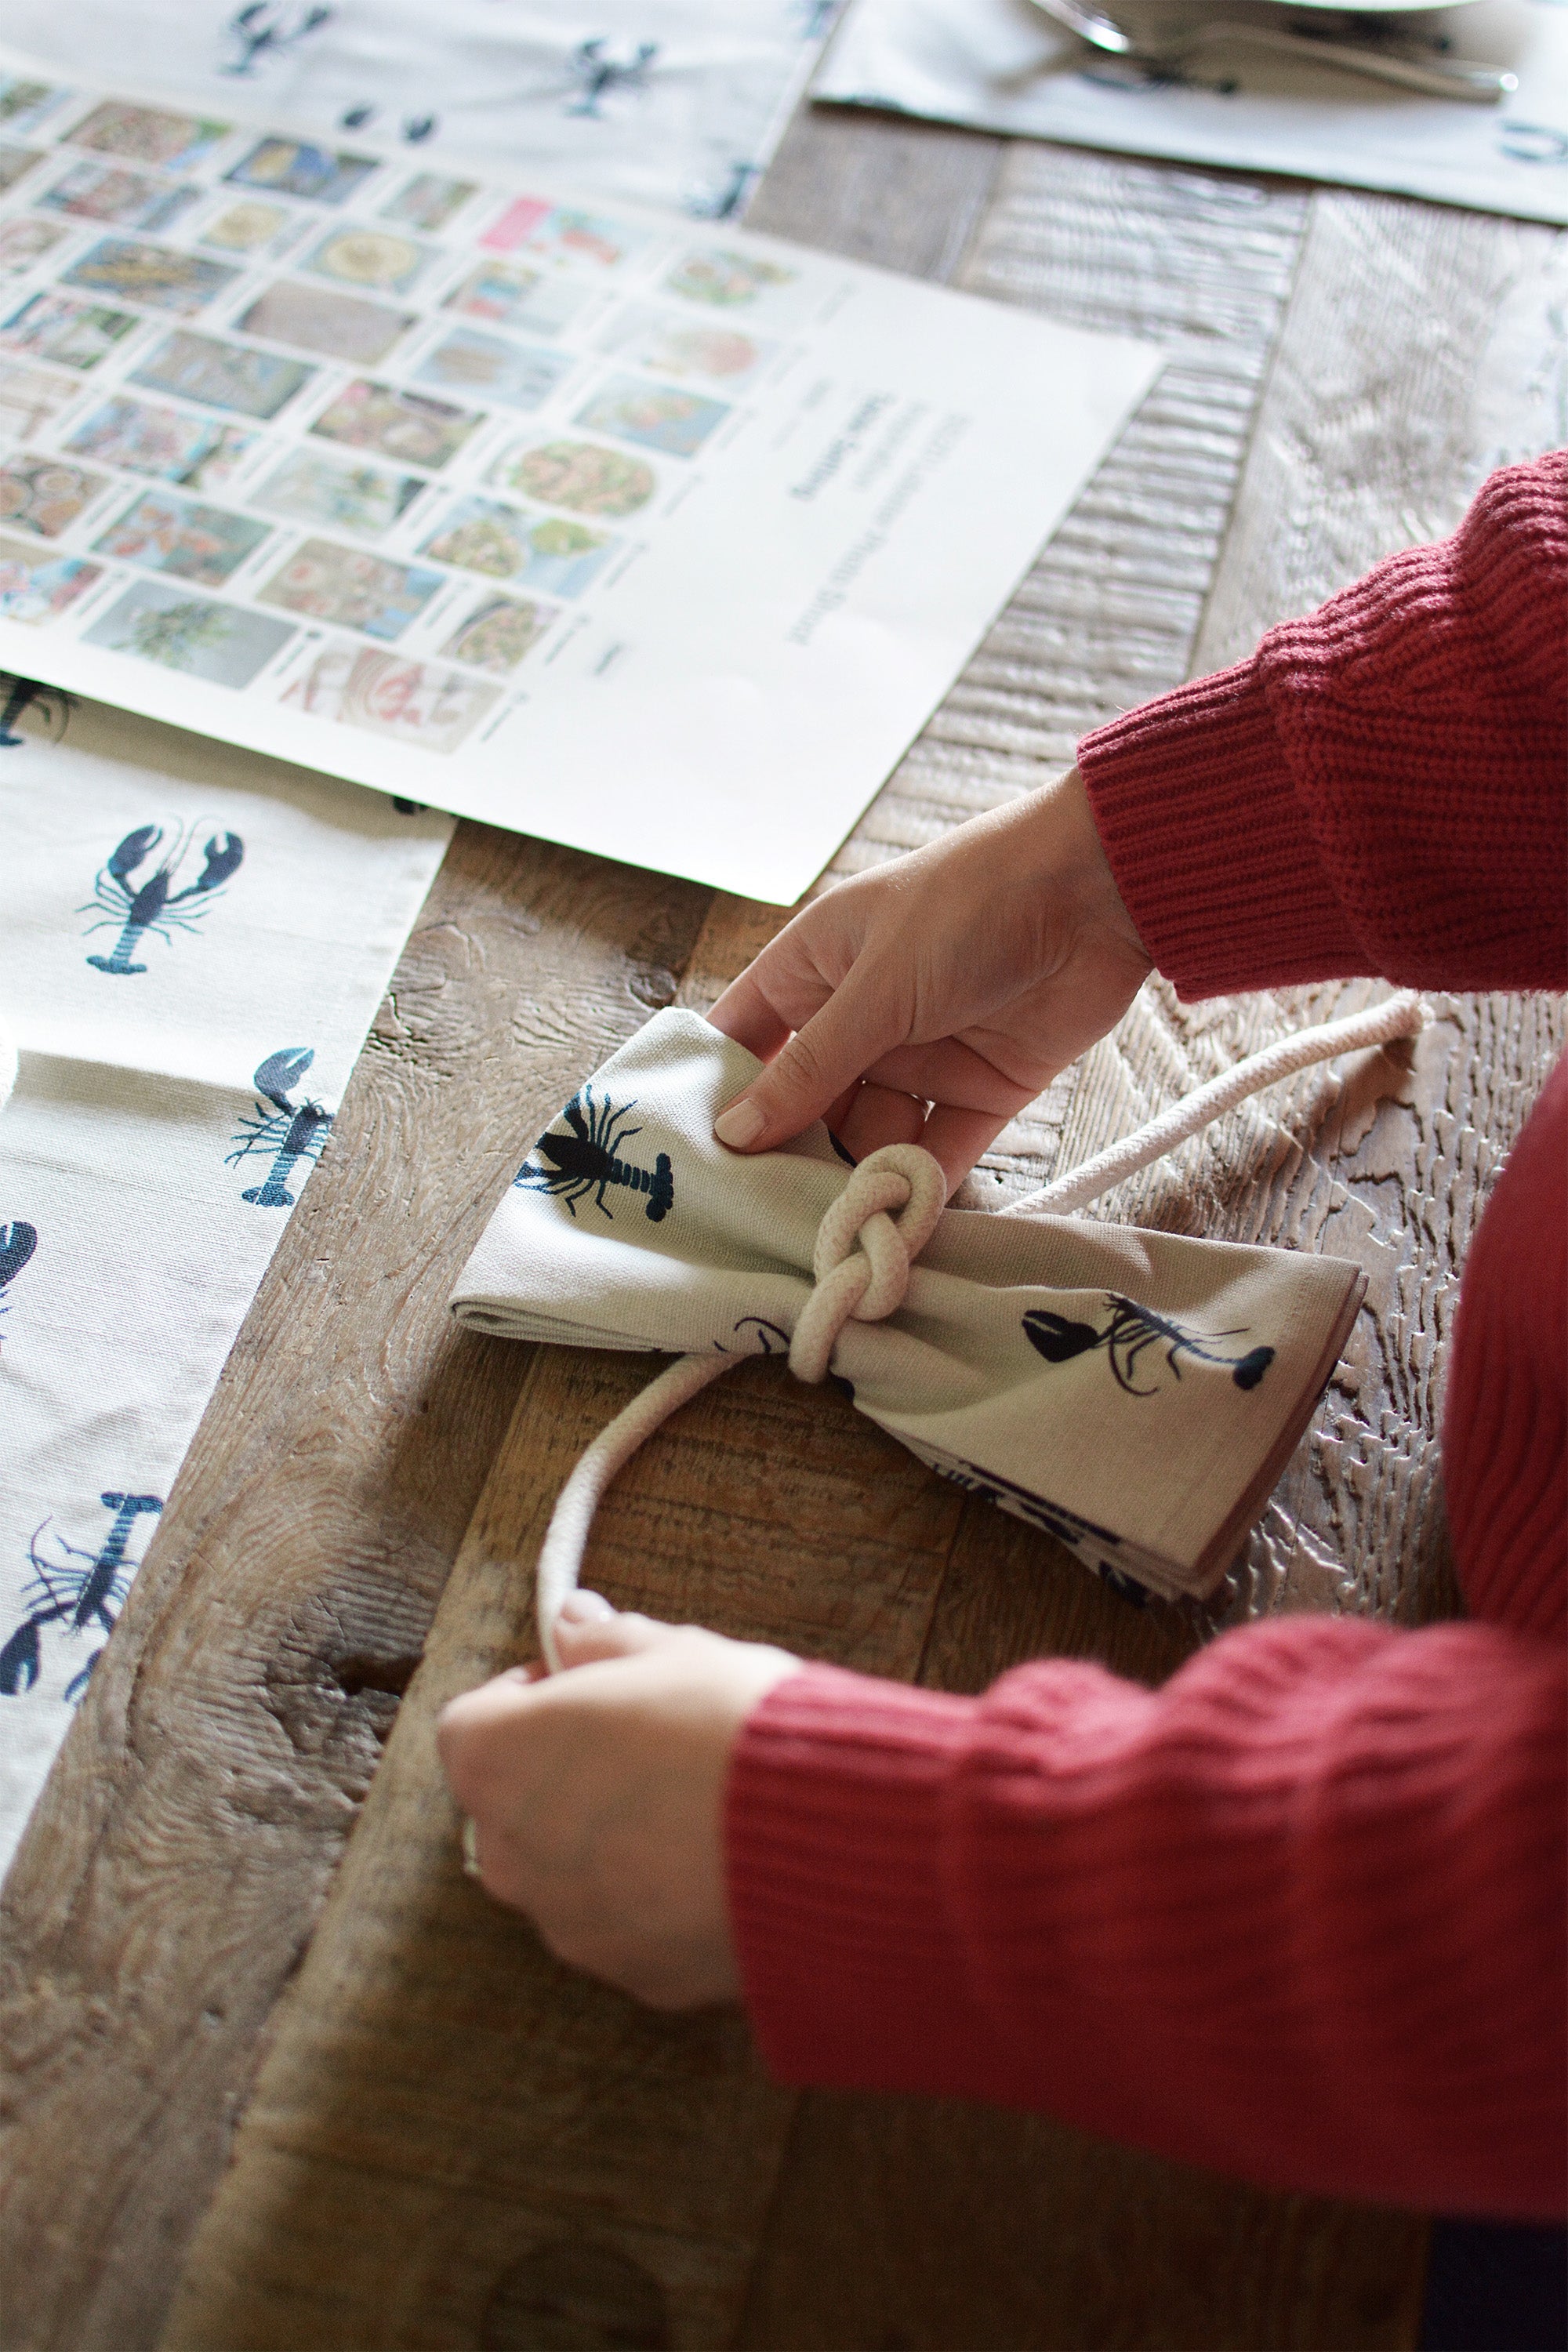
xmin=449 ymin=994 xmax=1424 ymax=1669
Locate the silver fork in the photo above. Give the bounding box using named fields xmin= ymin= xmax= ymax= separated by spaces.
xmin=1028 ymin=0 xmax=1518 ymax=100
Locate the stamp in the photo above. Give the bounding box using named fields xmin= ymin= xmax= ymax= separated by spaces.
xmin=0 ymin=453 xmax=107 ymax=537
xmin=66 ymin=100 xmax=230 ymax=174
xmin=0 ymin=217 xmax=66 ymax=277
xmin=0 ymin=358 xmax=82 ymax=440
xmin=0 ymin=78 xmax=70 ymax=138
xmin=0 ymin=532 xmax=102 ymax=622
xmin=198 ymin=199 xmax=292 ymax=254
xmin=281 ymin=643 xmax=499 ymax=752
xmin=0 ymin=144 xmax=42 ymax=196
xmin=0 ymin=291 xmax=139 ymax=372
xmin=414 ymin=328 xmax=573 ymax=412
xmin=662 ymin=249 xmax=798 ymax=309
xmin=310 ymin=378 xmax=483 ymax=470
xmin=440 ymin=592 xmax=554 ymax=672
xmin=129 ymin=329 xmax=315 ymax=419
xmin=488 ymin=437 xmax=655 ymax=517
xmin=84 ymin=576 xmax=294 ymax=684
xmin=38 ymin=158 xmax=198 ymax=232
xmin=380 ymin=172 xmax=477 ymax=234
xmin=596 ymin=303 xmax=772 ymax=386
xmin=238 ymin=279 xmax=414 ymax=366
xmin=66 ymin=394 xmax=256 ymax=491
xmin=255 ymin=448 xmax=424 ymax=537
xmin=93 ymin=487 xmax=271 ymax=586
xmin=442 ymin=260 xmax=593 ymax=338
xmin=257 ymin=537 xmax=443 ymax=639
xmin=574 ymin=374 xmax=729 ymax=458
xmin=420 ymin=496 xmax=616 ymax=595
xmin=225 ymin=137 xmax=378 ymax=206
xmin=303 ymin=227 xmax=430 ymax=295
xmin=481 ymin=198 xmax=650 ymax=273
xmin=60 ymin=237 xmax=241 ymax=317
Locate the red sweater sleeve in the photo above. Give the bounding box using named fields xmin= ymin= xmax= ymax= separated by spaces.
xmin=1075 ymin=451 xmax=1567 ymax=998
xmin=724 ymin=456 xmax=1568 ymax=2220
xmin=728 ymin=1619 xmax=1566 ymax=2219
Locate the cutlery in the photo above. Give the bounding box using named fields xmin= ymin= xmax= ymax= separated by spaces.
xmin=1028 ymin=0 xmax=1518 ymax=100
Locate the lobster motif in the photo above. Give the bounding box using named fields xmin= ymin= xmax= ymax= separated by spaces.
xmin=0 ymin=1490 xmax=162 ymax=1704
xmin=516 ymin=1087 xmax=673 ymax=1222
xmin=0 ymin=1219 xmax=37 ymax=1315
xmin=224 ymin=1 xmax=332 ymax=77
xmin=226 ymin=1047 xmax=332 ymax=1207
xmin=1023 ymin=1294 xmax=1275 ymax=1396
xmin=566 ymin=38 xmax=659 ymax=117
xmin=79 ymin=821 xmax=245 ymax=976
xmin=0 ymin=673 xmax=72 ymax=748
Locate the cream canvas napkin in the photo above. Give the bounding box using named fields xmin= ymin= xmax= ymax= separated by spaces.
xmin=451 ymin=1007 xmax=1364 ymax=1602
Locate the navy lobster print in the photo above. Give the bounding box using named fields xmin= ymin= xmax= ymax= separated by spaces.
xmin=516 ymin=1087 xmax=673 ymax=1222
xmin=566 ymin=38 xmax=659 ymax=116
xmin=0 ymin=1220 xmax=36 ymax=1322
xmin=227 ymin=1048 xmax=332 ymax=1207
xmin=0 ymin=673 xmax=71 ymax=747
xmin=1023 ymin=1294 xmax=1274 ymax=1396
xmin=224 ymin=2 xmax=332 ymax=76
xmin=0 ymin=1491 xmax=162 ymax=1704
xmin=80 ymin=822 xmax=245 ymax=976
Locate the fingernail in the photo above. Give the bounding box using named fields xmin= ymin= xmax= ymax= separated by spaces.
xmin=714 ymin=1098 xmax=764 ymax=1149
xmin=557 ymin=1589 xmax=613 ymax=1624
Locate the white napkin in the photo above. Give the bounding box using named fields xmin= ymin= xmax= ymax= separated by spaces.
xmin=451 ymin=1008 xmax=1363 ymax=1601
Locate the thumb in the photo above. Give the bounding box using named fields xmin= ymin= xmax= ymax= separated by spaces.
xmin=713 ymin=978 xmax=897 ymax=1154
xmin=550 ymin=1596 xmax=675 ymax=1669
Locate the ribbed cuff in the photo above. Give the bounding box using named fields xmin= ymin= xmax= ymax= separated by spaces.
xmin=724 ymin=1664 xmax=1001 ymax=2096
xmin=1077 ymin=658 xmax=1362 ymax=1000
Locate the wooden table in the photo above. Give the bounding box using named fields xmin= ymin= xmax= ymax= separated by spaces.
xmin=2 ymin=88 xmax=1563 ymax=2352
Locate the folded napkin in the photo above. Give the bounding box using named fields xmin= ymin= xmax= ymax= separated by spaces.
xmin=451 ymin=1008 xmax=1365 ymax=1604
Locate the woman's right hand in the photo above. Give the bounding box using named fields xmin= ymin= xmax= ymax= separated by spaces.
xmin=707 ymin=766 xmax=1153 ymax=1188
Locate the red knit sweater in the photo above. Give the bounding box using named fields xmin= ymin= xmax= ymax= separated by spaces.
xmin=725 ymin=452 xmax=1568 ymax=2220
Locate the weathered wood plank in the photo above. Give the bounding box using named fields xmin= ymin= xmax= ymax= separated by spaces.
xmin=159 ymin=1353 xmax=966 ymax=2352
xmin=0 ymin=827 xmax=711 ymax=2352
xmin=737 ymin=2096 xmax=1428 ymax=2352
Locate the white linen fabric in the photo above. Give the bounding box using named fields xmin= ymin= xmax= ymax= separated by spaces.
xmin=815 ymin=0 xmax=1568 ymax=226
xmin=451 ymin=1007 xmax=1365 ymax=1608
xmin=2 ymin=0 xmax=842 ymax=220
xmin=0 ymin=694 xmax=450 ymax=1875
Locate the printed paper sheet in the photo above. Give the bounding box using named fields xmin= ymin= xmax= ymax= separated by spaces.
xmin=0 ymin=698 xmax=451 ymax=1876
xmin=815 ymin=0 xmax=1568 ymax=225
xmin=0 ymin=49 xmax=1160 ymax=904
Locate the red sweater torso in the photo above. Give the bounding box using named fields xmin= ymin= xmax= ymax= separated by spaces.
xmin=725 ymin=452 xmax=1568 ymax=2220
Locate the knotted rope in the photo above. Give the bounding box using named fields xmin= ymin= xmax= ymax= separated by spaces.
xmin=529 ymin=990 xmax=1425 ymax=1670
xmin=532 ymin=1142 xmax=945 ymax=1669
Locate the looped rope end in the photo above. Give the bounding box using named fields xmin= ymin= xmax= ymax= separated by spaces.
xmin=1004 ymin=989 xmax=1427 ymax=1220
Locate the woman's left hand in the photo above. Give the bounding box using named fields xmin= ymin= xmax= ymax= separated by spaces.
xmin=437 ymin=1593 xmax=800 ymax=2009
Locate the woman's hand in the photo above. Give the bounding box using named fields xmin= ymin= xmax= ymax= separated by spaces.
xmin=437 ymin=1595 xmax=800 ymax=2009
xmin=708 ymin=767 xmax=1152 ymax=1187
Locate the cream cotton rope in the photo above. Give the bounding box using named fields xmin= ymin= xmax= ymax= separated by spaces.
xmin=526 ymin=993 xmax=1424 ymax=1671
xmin=1002 ymin=992 xmax=1425 ymax=1218
xmin=533 ymin=1142 xmax=946 ymax=1669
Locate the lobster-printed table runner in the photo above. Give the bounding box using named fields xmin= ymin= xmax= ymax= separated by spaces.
xmin=0 ymin=0 xmax=845 ymax=224
xmin=0 ymin=686 xmax=449 ymax=1873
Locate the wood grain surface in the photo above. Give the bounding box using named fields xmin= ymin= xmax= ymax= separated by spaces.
xmin=2 ymin=91 xmax=1563 ymax=2352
